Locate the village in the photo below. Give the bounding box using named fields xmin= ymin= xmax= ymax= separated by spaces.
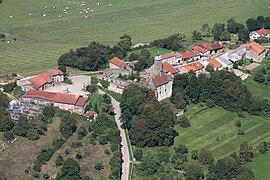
xmin=5 ymin=27 xmax=269 ymax=121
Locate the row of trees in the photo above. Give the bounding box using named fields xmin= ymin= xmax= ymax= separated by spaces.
xmin=150 ymin=34 xmax=186 ymax=51
xmin=121 ymin=84 xmax=177 ymax=147
xmin=171 ymin=70 xmax=270 ymax=116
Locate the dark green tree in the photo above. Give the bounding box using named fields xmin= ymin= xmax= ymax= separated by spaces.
xmin=238 ymin=28 xmax=250 ymax=43
xmin=118 ymin=34 xmax=132 ymax=51
xmin=192 ymin=30 xmax=203 ymax=42
xmin=185 ymin=163 xmax=204 ymax=180
xmin=59 ymin=114 xmax=77 ymax=139
xmin=212 ymin=23 xmax=225 ymax=40
xmin=57 ymin=158 xmax=81 ymax=179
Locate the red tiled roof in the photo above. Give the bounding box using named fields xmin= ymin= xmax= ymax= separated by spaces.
xmin=249 ymin=42 xmax=266 ymax=55
xmin=110 ymin=57 xmax=127 ymax=68
xmin=162 ymin=62 xmax=179 ymax=74
xmin=75 ymin=97 xmax=88 ymax=107
xmin=210 ymin=42 xmax=223 ymax=50
xmin=193 ymin=45 xmax=208 ymax=54
xmin=180 ymin=51 xmax=200 ymax=59
xmin=183 ymin=62 xmax=205 ymax=72
xmin=161 ymin=52 xmax=175 ymax=59
xmin=151 ymin=74 xmax=169 ymax=87
xmin=208 ymin=58 xmax=223 ymax=69
xmin=23 ymin=90 xmax=87 ymax=107
xmin=85 ymin=111 xmax=96 ymax=116
xmin=45 ymin=69 xmax=64 ymax=76
xmin=257 ymin=28 xmax=268 ymax=36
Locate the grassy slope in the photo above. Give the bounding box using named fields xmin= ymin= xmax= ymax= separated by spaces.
xmin=174 ymin=107 xmax=270 ymax=159
xmin=243 ymin=77 xmax=270 ymax=100
xmin=0 ymin=0 xmax=269 ymax=75
xmin=248 ymin=151 xmax=270 ymax=180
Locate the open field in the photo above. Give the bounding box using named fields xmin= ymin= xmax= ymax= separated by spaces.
xmin=174 ymin=107 xmax=270 ymax=159
xmin=0 ymin=0 xmax=270 ymax=76
xmin=244 ymin=77 xmax=270 ymax=100
xmin=248 ymin=151 xmax=270 ymax=180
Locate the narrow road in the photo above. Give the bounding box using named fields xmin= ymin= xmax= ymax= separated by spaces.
xmin=111 ymin=97 xmax=131 ymax=180
xmin=3 ymin=92 xmax=17 ymax=100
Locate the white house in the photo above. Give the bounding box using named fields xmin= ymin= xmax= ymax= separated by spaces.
xmin=250 ymin=28 xmax=270 ymax=41
xmin=245 ymin=42 xmax=268 ymax=62
xmin=143 ymin=73 xmax=173 ymax=101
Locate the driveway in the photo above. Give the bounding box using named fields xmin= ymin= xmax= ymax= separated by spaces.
xmin=245 ymin=63 xmax=260 ymax=71
xmin=45 ymin=75 xmax=91 ymax=96
xmin=233 ymin=69 xmax=249 ymax=80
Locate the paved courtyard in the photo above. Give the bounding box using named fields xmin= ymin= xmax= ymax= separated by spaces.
xmin=45 ymin=75 xmax=91 ymax=96
xmin=233 ymin=69 xmax=249 ymax=81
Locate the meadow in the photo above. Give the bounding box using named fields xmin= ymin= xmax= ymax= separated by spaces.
xmin=248 ymin=151 xmax=270 ymax=180
xmin=0 ymin=0 xmax=270 ymax=76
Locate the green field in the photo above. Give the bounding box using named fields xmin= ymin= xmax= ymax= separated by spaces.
xmin=248 ymin=151 xmax=270 ymax=180
xmin=0 ymin=0 xmax=270 ymax=76
xmin=244 ymin=77 xmax=270 ymax=100
xmin=174 ymin=107 xmax=270 ymax=159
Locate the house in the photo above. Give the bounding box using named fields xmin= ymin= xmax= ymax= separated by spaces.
xmin=207 ymin=57 xmax=224 ymax=71
xmin=250 ymin=28 xmax=270 ymax=41
xmin=215 ymin=54 xmax=233 ymax=70
xmin=245 ymin=42 xmax=268 ymax=62
xmin=17 ymin=69 xmax=65 ymax=91
xmin=158 ymin=52 xmax=182 ymax=65
xmin=85 ymin=111 xmax=97 ymax=120
xmin=181 ymin=62 xmax=205 ymax=76
xmin=180 ymin=51 xmax=200 ymax=62
xmin=109 ymin=57 xmax=128 ymax=69
xmin=192 ymin=42 xmax=223 ymax=56
xmin=142 ymin=74 xmax=173 ymax=101
xmin=162 ymin=62 xmax=179 ymax=75
xmin=22 ymin=90 xmax=89 ymax=115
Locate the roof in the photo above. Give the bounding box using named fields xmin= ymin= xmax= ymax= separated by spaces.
xmin=192 ymin=45 xmax=208 ymax=54
xmin=161 ymin=52 xmax=176 ymax=59
xmin=208 ymin=58 xmax=223 ymax=69
xmin=257 ymin=28 xmax=269 ymax=36
xmin=193 ymin=42 xmax=223 ymax=54
xmin=23 ymin=90 xmax=87 ymax=107
xmin=180 ymin=51 xmax=200 ymax=59
xmin=151 ymin=74 xmax=170 ymax=87
xmin=27 ymin=69 xmax=64 ymax=89
xmin=183 ymin=62 xmax=205 ymax=72
xmin=85 ymin=111 xmax=97 ymax=116
xmin=162 ymin=62 xmax=179 ymax=74
xmin=248 ymin=42 xmax=266 ymax=55
xmin=110 ymin=57 xmax=127 ymax=68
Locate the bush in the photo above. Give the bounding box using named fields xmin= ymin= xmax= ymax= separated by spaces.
xmin=33 ymin=162 xmax=42 ymax=172
xmin=43 ymin=106 xmax=55 ymax=118
xmin=91 ymin=77 xmax=99 ymax=85
xmin=86 ymin=84 xmax=98 ymax=93
xmin=43 ymin=173 xmax=50 ymax=179
xmin=99 ymin=79 xmax=110 ymax=88
xmin=205 ymin=99 xmax=215 ymax=108
xmin=60 ymin=114 xmax=77 ymax=139
xmin=3 ymin=131 xmax=14 ymax=141
xmin=65 ymin=149 xmax=70 ymax=155
xmin=191 ymin=150 xmax=199 ymax=160
xmin=75 ymin=152 xmax=83 ymax=160
xmin=95 ymin=162 xmax=104 ymax=170
xmin=52 ymin=138 xmax=66 ymax=150
xmin=63 ymin=78 xmax=72 ymax=84
xmin=178 ymin=116 xmax=190 ymax=128
xmin=198 ymin=148 xmax=214 ymax=165
xmin=99 ymin=134 xmax=108 ymax=145
xmin=254 ymin=72 xmax=265 ymax=83
xmin=104 ymin=149 xmax=110 ymax=155
xmin=77 ymin=126 xmax=87 ymax=140
xmin=134 ymin=149 xmax=143 ymax=161
xmin=238 ymin=127 xmax=245 ymax=135
xmin=26 ymin=128 xmax=40 ymax=141
xmin=235 ymin=120 xmax=241 ymax=127
xmin=56 ymin=155 xmax=64 ymax=166
xmin=174 ymin=144 xmax=188 ymax=154
xmin=71 ymin=141 xmax=83 ymax=149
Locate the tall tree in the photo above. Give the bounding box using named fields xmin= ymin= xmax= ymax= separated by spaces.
xmin=246 ymin=18 xmax=261 ymax=31
xmin=264 ymin=16 xmax=270 ymax=29
xmin=227 ymin=18 xmax=245 ymax=34
xmin=212 ymin=23 xmax=225 ymax=41
xmin=185 ymin=163 xmax=204 ymax=180
xmin=192 ymin=30 xmax=203 ymax=42
xmin=220 ymin=30 xmax=231 ymax=41
xmin=238 ymin=28 xmax=250 ymax=43
xmin=118 ymin=34 xmax=132 ymax=51
xmin=201 ymin=23 xmax=211 ymax=37
xmin=57 ymin=158 xmax=81 ymax=180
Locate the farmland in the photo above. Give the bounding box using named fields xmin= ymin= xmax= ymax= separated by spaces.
xmin=0 ymin=0 xmax=270 ymax=76
xmin=248 ymin=151 xmax=270 ymax=180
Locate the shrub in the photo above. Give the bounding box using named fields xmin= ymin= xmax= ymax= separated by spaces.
xmin=77 ymin=126 xmax=87 ymax=140
xmin=191 ymin=150 xmax=199 ymax=160
xmin=60 ymin=114 xmax=77 ymax=139
xmin=43 ymin=173 xmax=50 ymax=179
xmin=95 ymin=162 xmax=104 ymax=170
xmin=238 ymin=127 xmax=245 ymax=135
xmin=43 ymin=106 xmax=55 ymax=118
xmin=71 ymin=141 xmax=83 ymax=149
xmin=235 ymin=120 xmax=241 ymax=127
xmin=3 ymin=131 xmax=14 ymax=141
xmin=99 ymin=79 xmax=110 ymax=88
xmin=52 ymin=138 xmax=66 ymax=150
xmin=205 ymin=99 xmax=215 ymax=108
xmin=26 ymin=128 xmax=40 ymax=141
xmin=178 ymin=116 xmax=190 ymax=128
xmin=134 ymin=149 xmax=143 ymax=161
xmin=104 ymin=149 xmax=110 ymax=155
xmin=86 ymin=84 xmax=98 ymax=93
xmin=75 ymin=153 xmax=83 ymax=160
xmin=198 ymin=148 xmax=214 ymax=165
xmin=56 ymin=155 xmax=64 ymax=166
xmin=33 ymin=162 xmax=41 ymax=172
xmin=91 ymin=77 xmax=99 ymax=85
xmin=99 ymin=134 xmax=108 ymax=145
xmin=65 ymin=149 xmax=70 ymax=155
xmin=174 ymin=144 xmax=188 ymax=154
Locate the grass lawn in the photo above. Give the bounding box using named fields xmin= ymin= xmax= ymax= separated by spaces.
xmin=1 ymin=0 xmax=270 ymax=76
xmin=248 ymin=151 xmax=270 ymax=180
xmin=90 ymin=93 xmax=104 ymax=111
xmin=174 ymin=106 xmax=270 ymax=159
xmin=243 ymin=76 xmax=270 ymax=100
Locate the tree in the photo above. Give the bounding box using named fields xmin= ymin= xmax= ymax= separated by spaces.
xmin=220 ymin=30 xmax=231 ymax=41
xmin=150 ymin=34 xmax=185 ymax=50
xmin=192 ymin=30 xmax=203 ymax=42
xmin=57 ymin=158 xmax=81 ymax=179
xmin=198 ymin=148 xmax=214 ymax=165
xmin=177 ymin=116 xmax=190 ymax=128
xmin=172 ymin=92 xmax=187 ymax=109
xmin=134 ymin=149 xmax=143 ymax=161
xmin=201 ymin=23 xmax=211 ymax=37
xmin=239 ymin=141 xmax=253 ymax=163
xmin=118 ymin=34 xmax=132 ymax=51
xmin=59 ymin=114 xmax=77 ymax=139
xmin=56 ymin=155 xmax=64 ymax=166
xmin=206 ymin=64 xmax=214 ymax=73
xmin=254 ymin=72 xmax=265 ymax=83
xmin=86 ymin=84 xmax=98 ymax=93
xmin=238 ymin=28 xmax=250 ymax=43
xmin=58 ymin=65 xmax=67 ymax=73
xmin=3 ymin=131 xmax=14 ymax=141
xmin=43 ymin=106 xmax=55 ymax=118
xmin=212 ymin=23 xmax=225 ymax=41
xmin=264 ymin=16 xmax=270 ymax=29
xmin=185 ymin=163 xmax=204 ymax=180
xmin=191 ymin=150 xmax=199 ymax=160
xmin=77 ymin=126 xmax=87 ymax=140
xmin=246 ymin=18 xmax=261 ymax=31
xmin=26 ymin=128 xmax=40 ymax=140
xmin=257 ymin=16 xmax=265 ymax=28
xmin=95 ymin=162 xmax=104 ymax=170
xmin=227 ymin=18 xmax=245 ymax=34
xmin=174 ymin=144 xmax=188 ymax=154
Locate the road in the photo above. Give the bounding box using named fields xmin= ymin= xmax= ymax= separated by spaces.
xmin=111 ymin=97 xmax=131 ymax=180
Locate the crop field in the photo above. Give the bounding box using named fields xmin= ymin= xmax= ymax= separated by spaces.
xmin=0 ymin=0 xmax=270 ymax=76
xmin=174 ymin=107 xmax=270 ymax=159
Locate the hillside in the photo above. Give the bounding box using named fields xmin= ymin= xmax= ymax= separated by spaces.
xmin=0 ymin=0 xmax=270 ymax=75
